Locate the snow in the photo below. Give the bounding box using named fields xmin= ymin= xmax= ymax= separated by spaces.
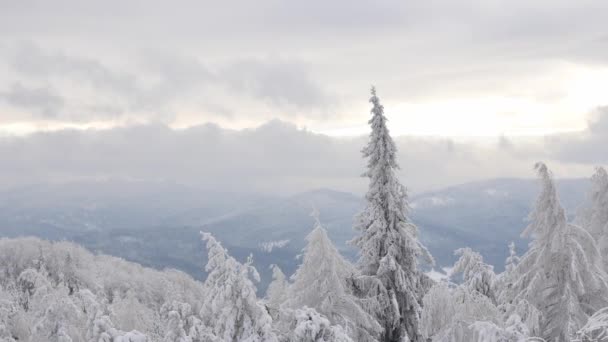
xmin=425 ymin=268 xmax=451 ymax=282
xmin=259 ymin=239 xmax=290 ymax=253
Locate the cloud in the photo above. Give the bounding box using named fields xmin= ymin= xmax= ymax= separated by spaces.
xmin=1 ymin=1 xmax=607 ymax=135
xmin=0 ymin=82 xmax=64 ymax=118
xmin=0 ymin=120 xmax=572 ymax=194
xmin=1 ymin=43 xmax=332 ymax=124
xmin=222 ymin=59 xmax=330 ymax=110
xmin=11 ymin=43 xmax=138 ymax=96
xmin=547 ymin=106 xmax=608 ymax=164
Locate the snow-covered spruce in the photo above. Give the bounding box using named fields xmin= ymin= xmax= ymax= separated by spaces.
xmin=505 ymin=241 xmax=520 ymax=274
xmin=266 ymin=264 xmax=289 ymax=320
xmin=282 ymin=307 xmax=353 ymax=342
xmin=575 ymin=307 xmax=608 ymax=342
xmin=451 ymin=247 xmax=496 ymax=303
xmin=421 ymin=279 xmax=535 ymax=342
xmin=420 ymin=246 xmax=540 ymax=342
xmin=500 ymin=163 xmax=608 ymax=341
xmin=281 ymin=211 xmax=381 ymax=341
xmin=577 ymin=167 xmax=608 ymax=273
xmin=350 ymin=86 xmax=434 ymax=342
xmin=199 ymin=232 xmax=277 ymax=342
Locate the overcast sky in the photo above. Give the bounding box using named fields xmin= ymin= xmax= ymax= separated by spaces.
xmin=0 ymin=1 xmax=607 ymax=193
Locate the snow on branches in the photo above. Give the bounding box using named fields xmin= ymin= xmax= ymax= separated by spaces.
xmin=350 ymin=86 xmax=433 ymax=342
xmin=200 ymin=232 xmax=276 ymax=342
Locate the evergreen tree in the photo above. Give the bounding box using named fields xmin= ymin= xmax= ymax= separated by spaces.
xmin=161 ymin=301 xmax=218 ymax=342
xmin=575 ymin=307 xmax=608 ymax=342
xmin=266 ymin=264 xmax=289 ymax=319
xmin=286 ymin=212 xmax=381 ymax=341
xmin=452 ymin=248 xmax=496 ymax=303
xmin=504 ymin=242 xmax=520 ymax=274
xmin=199 ymin=233 xmax=276 ymax=342
xmin=578 ymin=167 xmax=608 ymax=272
xmin=350 ymin=87 xmax=433 ymax=342
xmin=287 ymin=307 xmax=354 ymax=342
xmin=503 ymin=163 xmax=608 ymax=341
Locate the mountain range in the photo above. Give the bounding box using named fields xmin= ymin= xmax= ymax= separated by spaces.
xmin=0 ymin=177 xmax=590 ymax=291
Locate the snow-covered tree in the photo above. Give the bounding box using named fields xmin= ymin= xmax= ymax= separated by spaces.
xmin=502 ymin=163 xmax=608 ymax=341
xmin=62 ymin=253 xmax=79 ymax=296
xmin=0 ymin=287 xmax=17 ymax=342
xmin=284 ymin=307 xmax=353 ymax=342
xmin=111 ymin=290 xmax=158 ymax=336
xmin=161 ymin=301 xmax=218 ymax=342
xmin=17 ymin=267 xmax=51 ymax=311
xmin=498 ymin=299 xmax=542 ymax=339
xmin=162 ymin=302 xmax=190 ymax=342
xmin=87 ymin=310 xmax=148 ymax=342
xmin=199 ymin=232 xmax=276 ymax=342
xmin=421 ymin=282 xmax=458 ymax=338
xmin=286 ymin=212 xmax=381 ymax=341
xmin=266 ymin=264 xmax=289 ymax=319
xmin=420 ymin=281 xmax=516 ymax=342
xmin=422 ymin=249 xmax=502 ymax=342
xmin=505 ymin=242 xmax=520 ymax=274
xmin=451 ymin=248 xmax=496 ymax=302
xmin=31 ymin=288 xmax=81 ymax=342
xmin=575 ymin=307 xmax=608 ymax=342
xmin=0 ymin=237 xmax=210 ymax=341
xmin=350 ymin=86 xmax=433 ymax=342
xmin=577 ymin=167 xmax=608 ymax=273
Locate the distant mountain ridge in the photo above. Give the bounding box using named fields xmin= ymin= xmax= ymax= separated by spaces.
xmin=0 ymin=177 xmax=591 ymax=291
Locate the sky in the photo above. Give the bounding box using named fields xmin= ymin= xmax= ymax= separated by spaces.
xmin=0 ymin=0 xmax=607 ymax=194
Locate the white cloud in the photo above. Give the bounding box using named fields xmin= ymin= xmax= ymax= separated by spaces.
xmin=0 ymin=118 xmax=601 ymax=195
xmin=1 ymin=1 xmax=608 ymax=136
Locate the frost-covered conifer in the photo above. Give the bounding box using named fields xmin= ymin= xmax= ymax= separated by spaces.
xmin=287 ymin=212 xmax=381 ymax=341
xmin=266 ymin=264 xmax=289 ymax=319
xmin=161 ymin=301 xmax=218 ymax=342
xmin=87 ymin=310 xmax=148 ymax=342
xmin=420 ymin=281 xmax=507 ymax=342
xmin=505 ymin=242 xmax=520 ymax=274
xmin=503 ymin=163 xmax=608 ymax=341
xmin=575 ymin=307 xmax=608 ymax=342
xmin=286 ymin=307 xmax=354 ymax=342
xmin=452 ymin=248 xmax=496 ymax=302
xmin=199 ymin=232 xmax=276 ymax=342
xmin=0 ymin=288 xmax=17 ymax=342
xmin=350 ymin=86 xmax=433 ymax=342
xmin=31 ymin=288 xmax=80 ymax=342
xmin=63 ymin=253 xmax=79 ymax=296
xmin=578 ymin=167 xmax=608 ymax=272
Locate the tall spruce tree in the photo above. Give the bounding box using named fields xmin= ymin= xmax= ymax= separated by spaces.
xmin=351 ymin=87 xmax=432 ymax=342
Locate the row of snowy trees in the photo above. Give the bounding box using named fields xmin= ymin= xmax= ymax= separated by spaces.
xmin=419 ymin=163 xmax=608 ymax=342
xmin=264 ymin=89 xmax=608 ymax=342
xmin=2 ymin=88 xmax=608 ymax=341
xmin=0 ymin=237 xmax=207 ymax=341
